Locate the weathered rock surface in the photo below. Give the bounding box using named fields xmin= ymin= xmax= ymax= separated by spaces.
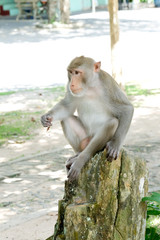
xmin=50 ymin=148 xmax=148 ymax=240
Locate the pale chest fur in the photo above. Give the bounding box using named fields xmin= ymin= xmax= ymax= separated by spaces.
xmin=76 ymin=89 xmax=111 ymax=135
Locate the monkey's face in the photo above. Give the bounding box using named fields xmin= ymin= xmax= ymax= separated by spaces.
xmin=67 ymin=60 xmax=101 ymax=97
xmin=68 ymin=69 xmax=87 ymax=97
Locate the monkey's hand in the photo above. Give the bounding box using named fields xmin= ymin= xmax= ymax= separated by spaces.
xmin=106 ymin=140 xmax=120 ymax=162
xmin=67 ymin=157 xmax=85 ymax=181
xmin=41 ymin=114 xmax=53 ymax=128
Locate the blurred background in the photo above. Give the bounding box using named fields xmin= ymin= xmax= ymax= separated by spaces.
xmin=0 ymin=1 xmax=160 ymax=239
xmin=0 ymin=0 xmax=160 ymax=90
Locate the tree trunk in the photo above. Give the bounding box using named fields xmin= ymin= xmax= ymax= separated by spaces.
xmin=91 ymin=0 xmax=96 ymax=13
xmin=108 ymin=0 xmax=123 ymax=87
xmin=60 ymin=0 xmax=70 ymax=24
xmin=48 ymin=148 xmax=148 ymax=240
xmin=48 ymin=0 xmax=58 ymax=23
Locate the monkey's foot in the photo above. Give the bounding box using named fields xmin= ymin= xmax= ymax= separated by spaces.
xmin=66 ymin=153 xmax=80 ymax=171
xmin=106 ymin=141 xmax=119 ymax=161
xmin=67 ymin=157 xmax=84 ymax=181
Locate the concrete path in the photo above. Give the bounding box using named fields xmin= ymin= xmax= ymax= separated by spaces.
xmin=0 ymin=147 xmax=73 ymax=231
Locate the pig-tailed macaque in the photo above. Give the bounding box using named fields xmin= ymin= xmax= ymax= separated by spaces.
xmin=41 ymin=56 xmax=134 ymax=181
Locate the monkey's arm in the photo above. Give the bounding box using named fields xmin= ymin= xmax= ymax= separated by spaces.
xmin=101 ymin=75 xmax=134 ymax=159
xmin=41 ymin=93 xmax=76 ymax=127
xmin=106 ymin=101 xmax=134 ymax=159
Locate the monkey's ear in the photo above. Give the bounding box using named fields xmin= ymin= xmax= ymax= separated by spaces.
xmin=94 ymin=62 xmax=101 ymax=72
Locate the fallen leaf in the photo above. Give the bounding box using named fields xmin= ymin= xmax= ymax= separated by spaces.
xmin=31 ymin=117 xmax=36 ymax=122
xmin=15 ymin=140 xmax=25 ymax=144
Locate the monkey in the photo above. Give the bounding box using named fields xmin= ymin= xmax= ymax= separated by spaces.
xmin=41 ymin=56 xmax=134 ymax=181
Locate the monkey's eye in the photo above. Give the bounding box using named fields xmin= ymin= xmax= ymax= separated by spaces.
xmin=75 ymin=71 xmax=79 ymax=75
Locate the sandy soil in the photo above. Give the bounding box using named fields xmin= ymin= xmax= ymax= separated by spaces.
xmin=0 ymin=89 xmax=160 ymax=240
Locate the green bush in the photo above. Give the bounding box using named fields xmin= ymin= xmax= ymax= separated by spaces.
xmin=142 ymin=192 xmax=160 ymax=239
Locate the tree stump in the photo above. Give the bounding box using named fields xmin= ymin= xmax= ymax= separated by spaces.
xmin=60 ymin=0 xmax=70 ymax=24
xmin=50 ymin=148 xmax=148 ymax=240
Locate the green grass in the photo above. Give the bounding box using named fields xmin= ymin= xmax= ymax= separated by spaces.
xmin=0 ymin=86 xmax=66 ymax=146
xmin=0 ymin=91 xmax=16 ymax=96
xmin=0 ymin=86 xmax=65 ymax=97
xmin=0 ymin=125 xmax=27 ymax=138
xmin=125 ymin=84 xmax=160 ymax=96
xmin=0 ymin=111 xmax=43 ymax=145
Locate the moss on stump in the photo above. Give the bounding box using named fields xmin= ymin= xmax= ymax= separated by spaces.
xmin=50 ymin=148 xmax=148 ymax=240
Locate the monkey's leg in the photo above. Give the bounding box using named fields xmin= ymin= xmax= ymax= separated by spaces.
xmin=61 ymin=115 xmax=90 ymax=152
xmin=83 ymin=118 xmax=119 ymax=158
xmin=65 ymin=137 xmax=91 ymax=171
xmin=61 ymin=116 xmax=90 ymax=170
xmin=67 ymin=118 xmax=118 ymax=181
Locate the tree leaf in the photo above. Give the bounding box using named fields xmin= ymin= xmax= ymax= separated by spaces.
xmin=147 ymin=210 xmax=160 ymax=216
xmin=142 ymin=192 xmax=160 ymax=204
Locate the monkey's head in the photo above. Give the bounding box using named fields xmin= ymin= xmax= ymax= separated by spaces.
xmin=67 ymin=56 xmax=101 ymax=97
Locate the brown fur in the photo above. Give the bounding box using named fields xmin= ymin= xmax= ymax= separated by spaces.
xmin=67 ymin=56 xmax=95 ymax=71
xmin=99 ymin=70 xmax=129 ymax=105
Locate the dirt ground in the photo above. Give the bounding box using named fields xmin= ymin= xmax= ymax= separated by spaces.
xmin=0 ymin=89 xmax=160 ymax=240
xmin=0 ymin=7 xmax=160 ymax=240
